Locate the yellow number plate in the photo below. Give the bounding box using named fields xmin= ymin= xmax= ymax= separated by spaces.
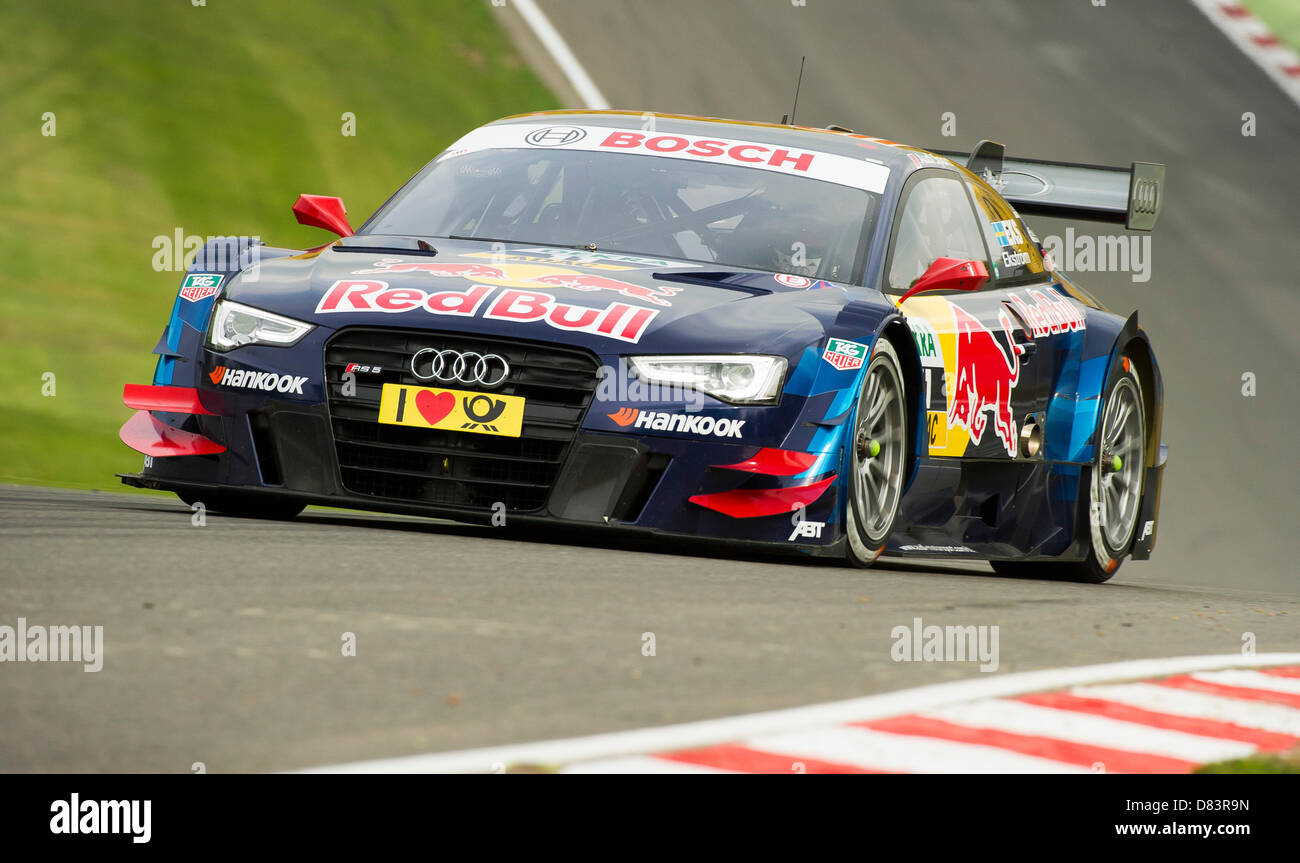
xmin=377 ymin=383 xmax=525 ymax=437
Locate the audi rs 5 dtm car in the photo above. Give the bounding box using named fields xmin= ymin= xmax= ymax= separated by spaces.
xmin=119 ymin=111 xmax=1167 ymax=583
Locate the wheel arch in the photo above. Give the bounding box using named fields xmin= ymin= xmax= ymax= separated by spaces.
xmin=1104 ymin=312 xmax=1167 ymax=561
xmin=875 ymin=317 xmax=925 ymax=491
xmin=1106 ymin=312 xmax=1164 ymax=468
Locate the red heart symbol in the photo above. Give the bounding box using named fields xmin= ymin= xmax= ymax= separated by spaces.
xmin=415 ymin=390 xmax=455 ymax=425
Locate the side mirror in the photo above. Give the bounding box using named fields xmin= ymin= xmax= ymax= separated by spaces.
xmin=293 ymin=194 xmax=354 ymax=238
xmin=895 ymin=257 xmax=989 ymax=306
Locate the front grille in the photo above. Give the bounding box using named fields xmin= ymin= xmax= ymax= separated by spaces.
xmin=324 ymin=328 xmax=600 ymax=511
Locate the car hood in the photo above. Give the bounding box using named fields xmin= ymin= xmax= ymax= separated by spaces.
xmin=223 ymin=238 xmax=877 ymax=357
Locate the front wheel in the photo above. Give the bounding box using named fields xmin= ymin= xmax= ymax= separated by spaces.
xmin=992 ymin=364 xmax=1145 ymax=583
xmin=845 ymin=338 xmax=909 ymax=567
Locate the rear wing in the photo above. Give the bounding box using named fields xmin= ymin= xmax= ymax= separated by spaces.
xmin=932 ymin=140 xmax=1165 ymax=231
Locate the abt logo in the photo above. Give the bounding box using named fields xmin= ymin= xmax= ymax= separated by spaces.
xmin=789 ymin=520 xmax=825 ymax=541
xmin=789 ymin=501 xmax=826 ymax=542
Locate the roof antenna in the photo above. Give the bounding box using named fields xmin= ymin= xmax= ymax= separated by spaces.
xmin=780 ymin=56 xmax=806 ymax=126
xmin=789 ymin=56 xmax=806 ymax=126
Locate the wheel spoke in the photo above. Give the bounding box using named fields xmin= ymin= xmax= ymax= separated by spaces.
xmin=1109 ymin=400 xmax=1131 ymax=438
xmin=866 ymin=385 xmax=890 ymax=427
xmin=864 ymin=374 xmax=880 ymax=404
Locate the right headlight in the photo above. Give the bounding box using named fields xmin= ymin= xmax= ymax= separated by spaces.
xmin=627 ymin=355 xmax=787 ymax=405
xmin=207 ymin=300 xmax=314 ymax=350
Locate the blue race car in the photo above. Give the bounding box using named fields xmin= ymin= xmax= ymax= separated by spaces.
xmin=120 ymin=111 xmax=1167 ymax=583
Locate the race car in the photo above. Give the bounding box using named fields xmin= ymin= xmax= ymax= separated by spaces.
xmin=119 ymin=110 xmax=1167 ymax=583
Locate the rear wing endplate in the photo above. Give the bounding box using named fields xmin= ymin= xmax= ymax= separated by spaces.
xmin=932 ymin=140 xmax=1165 ymax=231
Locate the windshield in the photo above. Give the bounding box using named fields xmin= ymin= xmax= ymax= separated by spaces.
xmin=363 ymin=147 xmax=880 ymax=281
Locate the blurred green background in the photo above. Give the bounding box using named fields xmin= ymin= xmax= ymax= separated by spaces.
xmin=0 ymin=0 xmax=556 ymax=488
xmin=1245 ymin=0 xmax=1300 ymax=53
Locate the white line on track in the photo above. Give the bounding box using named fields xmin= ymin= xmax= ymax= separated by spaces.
xmin=563 ymin=756 xmax=732 ymax=774
xmin=512 ymin=0 xmax=610 ymax=109
xmin=296 ymin=653 xmax=1300 ymax=773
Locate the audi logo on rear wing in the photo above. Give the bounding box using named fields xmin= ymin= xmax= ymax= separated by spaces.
xmin=1127 ymin=166 xmax=1163 ymax=228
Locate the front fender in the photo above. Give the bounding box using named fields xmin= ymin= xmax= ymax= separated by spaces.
xmin=151 ymin=237 xmax=300 ymax=386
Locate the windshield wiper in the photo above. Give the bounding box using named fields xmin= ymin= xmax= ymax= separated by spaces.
xmin=446 ymin=235 xmax=599 ymax=252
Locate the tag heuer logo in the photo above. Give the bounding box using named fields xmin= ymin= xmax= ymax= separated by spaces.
xmin=180 ymin=273 xmax=222 ymax=302
xmin=822 ymin=337 xmax=868 ymax=371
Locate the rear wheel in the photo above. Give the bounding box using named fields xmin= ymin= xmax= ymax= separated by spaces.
xmin=845 ymin=338 xmax=908 ymax=567
xmin=177 ymin=491 xmax=305 ymax=520
xmin=992 ymin=364 xmax=1145 ymax=583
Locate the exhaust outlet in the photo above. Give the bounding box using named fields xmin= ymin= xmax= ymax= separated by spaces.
xmin=1019 ymin=420 xmax=1043 ymax=459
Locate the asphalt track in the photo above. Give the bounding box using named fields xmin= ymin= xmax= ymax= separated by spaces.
xmin=3 ymin=0 xmax=1298 ymax=771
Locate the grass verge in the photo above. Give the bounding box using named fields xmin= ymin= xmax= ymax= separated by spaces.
xmin=0 ymin=0 xmax=556 ymax=489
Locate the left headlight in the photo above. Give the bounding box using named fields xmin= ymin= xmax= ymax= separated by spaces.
xmin=628 ymin=355 xmax=787 ymax=405
xmin=207 ymin=300 xmax=314 ymax=350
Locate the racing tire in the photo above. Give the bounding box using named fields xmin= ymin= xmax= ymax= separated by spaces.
xmin=177 ymin=491 xmax=305 ymax=521
xmin=991 ymin=363 xmax=1146 ymax=584
xmin=845 ymin=338 xmax=909 ymax=568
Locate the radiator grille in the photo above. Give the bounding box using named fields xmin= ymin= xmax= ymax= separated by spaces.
xmin=324 ymin=328 xmax=600 ymax=511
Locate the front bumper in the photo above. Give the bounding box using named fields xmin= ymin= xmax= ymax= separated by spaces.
xmin=120 ymin=393 xmax=846 ymax=556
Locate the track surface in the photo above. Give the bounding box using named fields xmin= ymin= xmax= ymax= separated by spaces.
xmin=4 ymin=0 xmax=1298 ymax=771
xmin=1 ymin=486 xmax=1297 ymax=772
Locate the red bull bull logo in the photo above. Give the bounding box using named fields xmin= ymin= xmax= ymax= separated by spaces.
xmin=947 ymin=305 xmax=1025 ymax=457
xmin=531 ymin=273 xmax=681 ymax=307
xmin=351 ymin=259 xmax=509 ymax=280
xmin=351 ymin=259 xmax=681 ymax=307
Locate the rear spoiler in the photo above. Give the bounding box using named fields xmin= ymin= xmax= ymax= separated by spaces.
xmin=932 ymin=140 xmax=1165 ymax=231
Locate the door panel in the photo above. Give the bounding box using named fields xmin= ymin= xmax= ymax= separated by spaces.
xmin=903 ymin=284 xmax=1088 ymax=459
xmin=889 ymin=171 xmax=1090 ymax=461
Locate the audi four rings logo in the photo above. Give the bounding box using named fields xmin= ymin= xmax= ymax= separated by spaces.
xmin=1133 ymin=178 xmax=1159 ymax=215
xmin=410 ymin=349 xmax=510 ymax=387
